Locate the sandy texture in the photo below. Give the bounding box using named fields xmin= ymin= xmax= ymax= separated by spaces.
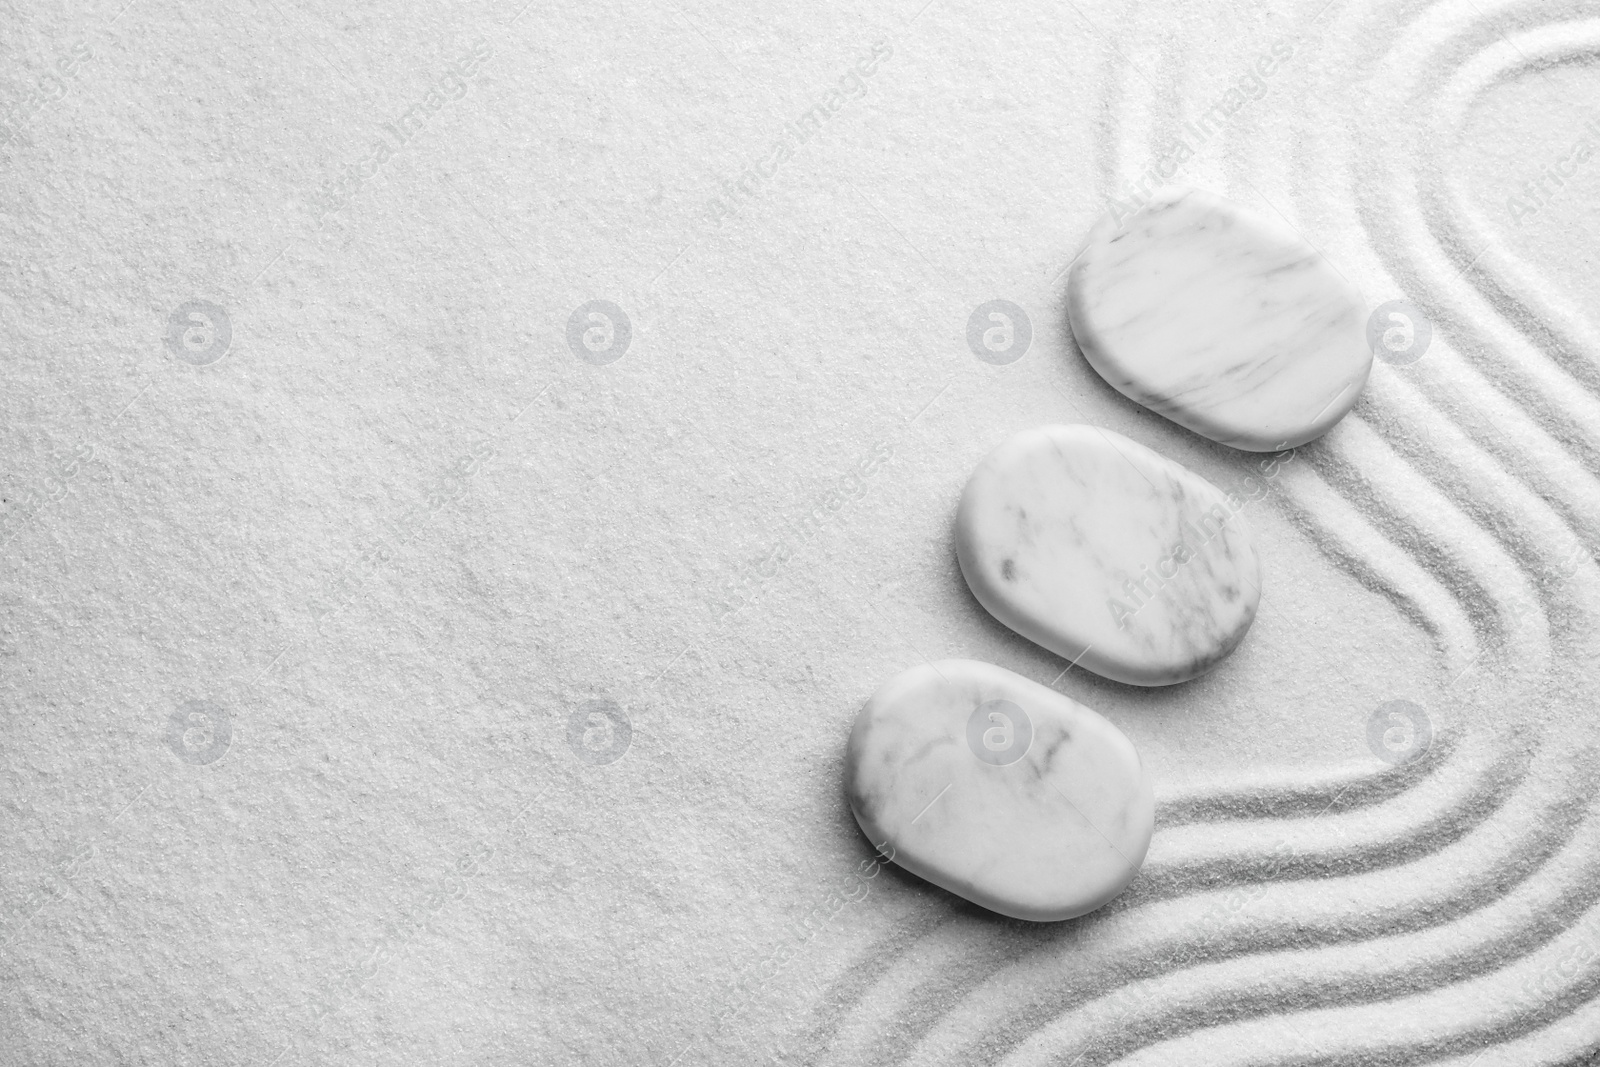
xmin=1 ymin=0 xmax=1597 ymax=1064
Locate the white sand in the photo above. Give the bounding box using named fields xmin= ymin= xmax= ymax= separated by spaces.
xmin=2 ymin=0 xmax=1597 ymax=1064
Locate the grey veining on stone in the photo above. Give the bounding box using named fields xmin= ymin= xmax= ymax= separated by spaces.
xmin=1068 ymin=186 xmax=1372 ymax=452
xmin=956 ymin=424 xmax=1261 ymax=686
xmin=845 ymin=659 xmax=1153 ymax=922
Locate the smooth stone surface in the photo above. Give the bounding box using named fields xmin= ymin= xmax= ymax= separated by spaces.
xmin=1068 ymin=185 xmax=1372 ymax=451
xmin=956 ymin=424 xmax=1261 ymax=686
xmin=846 ymin=659 xmax=1153 ymax=922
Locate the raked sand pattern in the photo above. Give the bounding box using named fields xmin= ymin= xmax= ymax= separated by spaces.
xmin=797 ymin=1 xmax=1600 ymax=1065
xmin=3 ymin=0 xmax=1598 ymax=1064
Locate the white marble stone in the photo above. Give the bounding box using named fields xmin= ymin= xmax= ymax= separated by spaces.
xmin=1068 ymin=186 xmax=1372 ymax=451
xmin=956 ymin=424 xmax=1261 ymax=686
xmin=846 ymin=659 xmax=1153 ymax=922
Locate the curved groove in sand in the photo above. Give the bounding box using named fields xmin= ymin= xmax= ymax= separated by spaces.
xmin=951 ymin=749 xmax=1600 ymax=1067
xmin=805 ymin=732 xmax=1592 ymax=1067
xmin=1430 ymin=17 xmax=1600 ymax=400
xmin=1051 ymin=0 xmax=1600 ymax=1062
xmin=1098 ymin=863 xmax=1600 ymax=1066
xmin=1132 ymin=736 xmax=1525 ymax=901
xmin=1153 ymin=719 xmax=1458 ymax=828
xmin=798 ymin=3 xmax=1600 ymax=1065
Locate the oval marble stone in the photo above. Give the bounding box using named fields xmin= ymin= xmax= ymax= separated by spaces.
xmin=846 ymin=659 xmax=1153 ymax=922
xmin=956 ymin=424 xmax=1260 ymax=686
xmin=1068 ymin=186 xmax=1371 ymax=451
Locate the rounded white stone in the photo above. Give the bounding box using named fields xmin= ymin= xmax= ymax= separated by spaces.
xmin=1068 ymin=186 xmax=1372 ymax=452
xmin=846 ymin=659 xmax=1153 ymax=922
xmin=956 ymin=424 xmax=1261 ymax=686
